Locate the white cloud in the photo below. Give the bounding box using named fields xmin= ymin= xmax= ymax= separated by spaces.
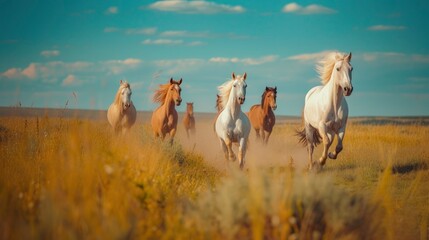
xmin=287 ymin=51 xmax=335 ymax=62
xmin=160 ymin=30 xmax=211 ymax=38
xmin=282 ymin=2 xmax=336 ymax=15
xmin=1 ymin=63 xmax=38 ymax=79
xmin=62 ymin=74 xmax=81 ymax=86
xmin=142 ymin=39 xmax=184 ymax=45
xmin=209 ymin=55 xmax=278 ymax=65
xmin=126 ymin=27 xmax=157 ymax=35
xmin=368 ymin=25 xmax=407 ymax=31
xmin=103 ymin=58 xmax=142 ymax=74
xmin=41 ymin=50 xmax=60 ymax=57
xmin=105 ymin=6 xmax=118 ymax=15
xmin=147 ymin=0 xmax=245 ymax=14
xmin=361 ymin=52 xmax=405 ymax=62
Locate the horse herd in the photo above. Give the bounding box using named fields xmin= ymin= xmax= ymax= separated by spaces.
xmin=107 ymin=52 xmax=354 ymax=171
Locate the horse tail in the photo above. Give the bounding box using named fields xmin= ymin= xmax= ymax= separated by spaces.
xmin=295 ymin=110 xmax=322 ymax=147
xmin=295 ymin=127 xmax=308 ymax=146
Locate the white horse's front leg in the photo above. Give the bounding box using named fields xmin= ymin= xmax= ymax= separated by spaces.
xmin=329 ymin=129 xmax=345 ymax=159
xmin=219 ymin=139 xmax=229 ymax=161
xmin=318 ymin=123 xmax=333 ymax=166
xmin=238 ymin=137 xmax=247 ymax=169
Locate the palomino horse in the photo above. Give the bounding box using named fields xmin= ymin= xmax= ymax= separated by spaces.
xmin=215 ymin=72 xmax=251 ymax=169
xmin=107 ymin=80 xmax=137 ymax=134
xmin=248 ymin=86 xmax=277 ymax=144
xmin=183 ymin=102 xmax=195 ymax=139
xmin=296 ymin=52 xmax=353 ymax=171
xmin=151 ymin=78 xmax=183 ymax=142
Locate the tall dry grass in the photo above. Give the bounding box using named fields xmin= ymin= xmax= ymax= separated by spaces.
xmin=0 ymin=115 xmax=428 ymax=239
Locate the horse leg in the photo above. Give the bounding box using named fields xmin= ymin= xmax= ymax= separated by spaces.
xmin=219 ymin=139 xmax=229 ymax=161
xmin=254 ymin=129 xmax=261 ymax=141
xmin=263 ymin=130 xmax=271 ymax=145
xmin=225 ymin=138 xmax=236 ymax=161
xmin=238 ymin=137 xmax=247 ymax=170
xmin=318 ymin=123 xmax=333 ymax=166
xmin=305 ymin=124 xmax=316 ymax=170
xmin=186 ymin=128 xmax=190 ymax=139
xmin=329 ymin=128 xmax=345 ymax=159
xmin=261 ymin=130 xmax=266 ymax=144
xmin=169 ymin=128 xmax=176 ymax=145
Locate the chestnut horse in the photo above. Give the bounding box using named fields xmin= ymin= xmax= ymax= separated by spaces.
xmin=183 ymin=102 xmax=196 ymax=139
xmin=248 ymin=86 xmax=277 ymax=144
xmin=151 ymin=78 xmax=183 ymax=142
xmin=107 ymin=80 xmax=136 ymax=135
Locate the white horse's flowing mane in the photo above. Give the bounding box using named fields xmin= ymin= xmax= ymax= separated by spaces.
xmin=217 ymin=75 xmax=244 ymax=109
xmin=317 ymin=52 xmax=350 ymax=85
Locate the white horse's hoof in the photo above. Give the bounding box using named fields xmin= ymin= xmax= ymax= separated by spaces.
xmin=328 ymin=152 xmax=337 ymax=159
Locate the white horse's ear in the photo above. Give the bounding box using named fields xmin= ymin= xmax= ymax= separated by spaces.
xmin=170 ymin=78 xmax=173 ymax=84
xmin=243 ymin=72 xmax=247 ymax=80
xmin=232 ymin=72 xmax=236 ymax=80
xmin=178 ymin=78 xmax=182 ymax=85
xmin=120 ymin=80 xmax=123 ymax=84
xmin=346 ymin=52 xmax=352 ymax=62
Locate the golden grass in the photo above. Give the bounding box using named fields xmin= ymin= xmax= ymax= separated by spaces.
xmin=0 ymin=116 xmax=428 ymax=239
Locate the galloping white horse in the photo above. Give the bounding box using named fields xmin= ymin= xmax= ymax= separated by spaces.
xmin=107 ymin=80 xmax=137 ymax=134
xmin=296 ymin=52 xmax=353 ymax=170
xmin=215 ymin=72 xmax=251 ymax=169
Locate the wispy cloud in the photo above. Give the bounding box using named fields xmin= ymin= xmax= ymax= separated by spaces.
xmin=41 ymin=50 xmax=60 ymax=58
xmin=1 ymin=63 xmax=37 ymax=79
xmin=126 ymin=27 xmax=157 ymax=35
xmin=160 ymin=30 xmax=211 ymax=38
xmin=62 ymin=74 xmax=81 ymax=86
xmin=105 ymin=6 xmax=118 ymax=15
xmin=368 ymin=25 xmax=407 ymax=31
xmin=1 ymin=58 xmax=142 ymax=82
xmin=282 ymin=2 xmax=336 ymax=15
xmin=142 ymin=39 xmax=184 ymax=45
xmin=209 ymin=55 xmax=278 ymax=65
xmin=287 ymin=51 xmax=336 ymax=62
xmin=146 ymin=0 xmax=245 ymax=14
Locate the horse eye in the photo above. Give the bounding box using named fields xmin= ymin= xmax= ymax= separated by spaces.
xmin=233 ymin=84 xmax=236 ymax=87
xmin=336 ymin=67 xmax=340 ymax=71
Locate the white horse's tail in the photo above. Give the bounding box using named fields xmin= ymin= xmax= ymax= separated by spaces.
xmin=295 ymin=112 xmax=322 ymax=147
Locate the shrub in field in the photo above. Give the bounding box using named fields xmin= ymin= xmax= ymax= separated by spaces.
xmin=193 ymin=168 xmax=381 ymax=240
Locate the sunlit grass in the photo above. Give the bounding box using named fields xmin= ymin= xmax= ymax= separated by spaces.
xmin=0 ymin=115 xmax=428 ymax=239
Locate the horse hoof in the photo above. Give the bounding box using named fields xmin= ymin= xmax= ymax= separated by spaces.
xmin=328 ymin=152 xmax=337 ymax=159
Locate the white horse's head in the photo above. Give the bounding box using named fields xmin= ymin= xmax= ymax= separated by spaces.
xmin=232 ymin=72 xmax=247 ymax=105
xmin=120 ymin=80 xmax=132 ymax=110
xmin=333 ymin=52 xmax=353 ymax=96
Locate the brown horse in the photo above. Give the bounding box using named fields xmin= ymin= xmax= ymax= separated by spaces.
xmin=248 ymin=86 xmax=277 ymax=144
xmin=151 ymin=78 xmax=183 ymax=142
xmin=107 ymin=80 xmax=137 ymax=135
xmin=183 ymin=102 xmax=196 ymax=139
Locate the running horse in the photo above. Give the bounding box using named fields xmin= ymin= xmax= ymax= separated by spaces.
xmin=151 ymin=78 xmax=183 ymax=143
xmin=248 ymin=86 xmax=277 ymax=144
xmin=215 ymin=72 xmax=251 ymax=169
xmin=107 ymin=80 xmax=137 ymax=135
xmin=183 ymin=102 xmax=196 ymax=139
xmin=296 ymin=52 xmax=353 ymax=171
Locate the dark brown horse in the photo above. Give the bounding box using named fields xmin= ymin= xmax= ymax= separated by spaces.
xmin=248 ymin=86 xmax=277 ymax=144
xmin=151 ymin=78 xmax=182 ymax=142
xmin=183 ymin=102 xmax=195 ymax=139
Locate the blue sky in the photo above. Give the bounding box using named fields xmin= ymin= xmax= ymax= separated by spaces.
xmin=1 ymin=0 xmax=428 ymax=116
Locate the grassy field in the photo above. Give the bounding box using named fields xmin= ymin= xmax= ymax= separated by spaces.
xmin=0 ymin=110 xmax=428 ymax=239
